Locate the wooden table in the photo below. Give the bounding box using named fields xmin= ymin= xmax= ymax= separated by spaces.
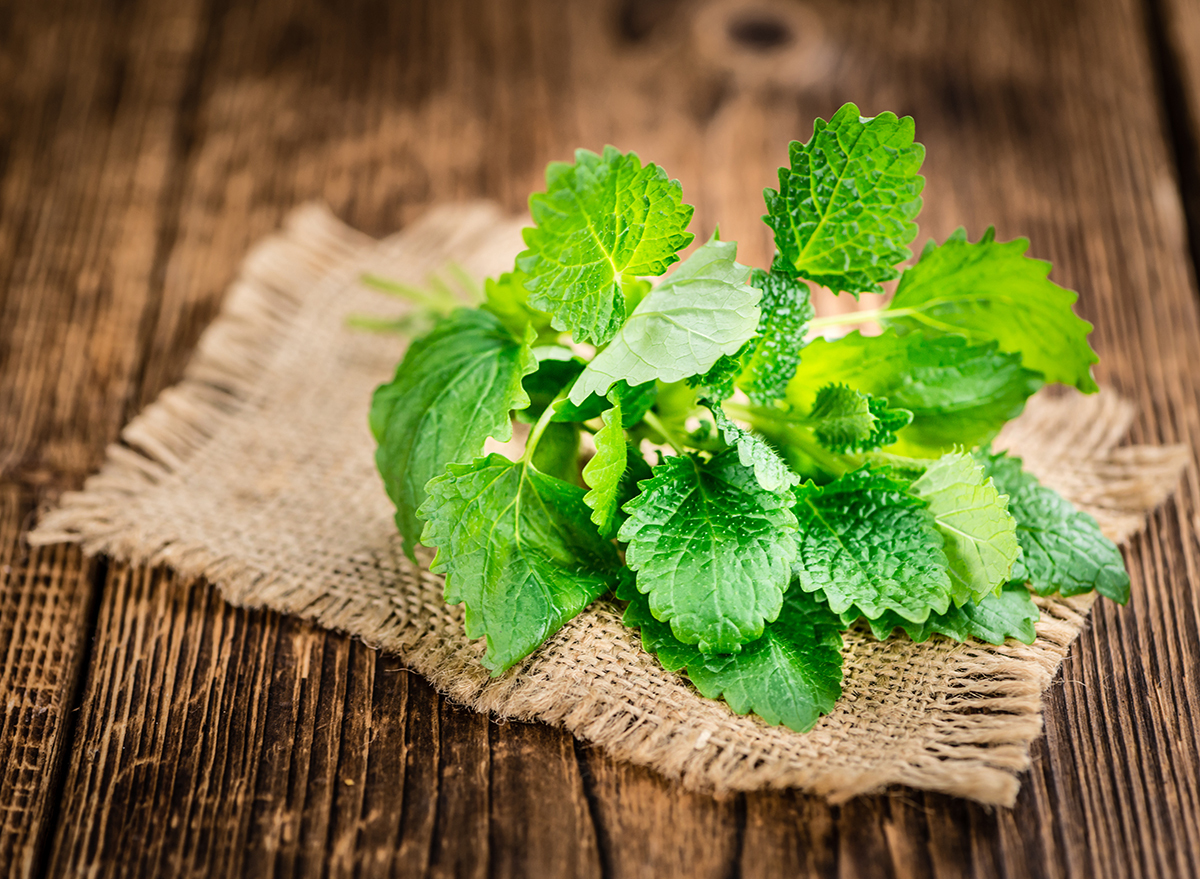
xmin=4 ymin=0 xmax=1200 ymax=875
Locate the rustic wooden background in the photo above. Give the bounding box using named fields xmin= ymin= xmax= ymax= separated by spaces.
xmin=4 ymin=0 xmax=1200 ymax=876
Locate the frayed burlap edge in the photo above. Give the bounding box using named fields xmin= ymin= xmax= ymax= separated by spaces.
xmin=32 ymin=202 xmax=1190 ymax=807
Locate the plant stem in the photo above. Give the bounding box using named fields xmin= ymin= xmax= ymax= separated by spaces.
xmin=723 ymin=402 xmax=850 ymax=477
xmin=360 ymin=273 xmax=457 ymax=311
xmin=642 ymin=411 xmax=685 ymax=455
xmin=523 ymin=391 xmax=565 ymax=464
xmin=444 ymin=261 xmax=484 ymax=304
xmin=806 ymin=308 xmax=888 ymax=332
xmin=344 ymin=314 xmax=410 ymax=333
xmin=785 ymin=426 xmax=852 ymax=477
xmin=723 ymin=401 xmax=807 ymax=426
xmin=806 ymin=306 xmax=962 ymax=336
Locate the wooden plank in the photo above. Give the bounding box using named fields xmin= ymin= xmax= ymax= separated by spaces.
xmin=32 ymin=1 xmax=755 ymax=874
xmin=1153 ymin=0 xmax=1200 ymax=274
xmin=0 ymin=488 xmax=97 ymax=876
xmin=0 ymin=0 xmax=209 ymax=873
xmin=487 ymin=721 xmax=601 ymax=879
xmin=573 ymin=750 xmax=741 ymax=879
xmin=7 ymin=0 xmax=1200 ymax=877
xmin=0 ymin=0 xmax=206 ymax=487
xmin=41 ymin=567 xmax=603 ymax=878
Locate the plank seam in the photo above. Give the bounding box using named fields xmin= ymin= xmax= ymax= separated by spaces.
xmin=24 ymin=554 xmax=106 ymax=879
xmin=570 ymin=740 xmax=614 ymax=879
xmin=1143 ymin=0 xmax=1200 ymax=303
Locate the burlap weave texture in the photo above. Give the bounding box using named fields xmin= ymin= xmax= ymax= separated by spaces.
xmin=31 ymin=203 xmax=1189 ymax=807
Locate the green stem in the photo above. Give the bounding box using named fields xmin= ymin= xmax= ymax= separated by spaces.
xmin=865 ymin=451 xmax=937 ymax=471
xmin=360 ymin=273 xmax=457 ymax=311
xmin=720 ymin=401 xmax=757 ymax=422
xmin=444 ymin=262 xmax=484 ymax=304
xmin=724 ymin=401 xmax=809 ymax=427
xmin=642 ymin=411 xmax=685 ymax=456
xmin=806 ymin=306 xmax=962 ymax=337
xmin=344 ymin=314 xmax=412 ymax=333
xmin=523 ymin=391 xmax=566 ymax=465
xmin=723 ymin=403 xmax=850 ymax=477
xmin=806 ymin=308 xmax=888 ymax=332
xmin=785 ymin=427 xmax=852 ymax=477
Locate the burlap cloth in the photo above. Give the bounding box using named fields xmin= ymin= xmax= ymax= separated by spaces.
xmin=31 ymin=202 xmax=1190 ymax=807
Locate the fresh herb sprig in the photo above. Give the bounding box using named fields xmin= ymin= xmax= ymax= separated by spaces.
xmin=369 ymin=103 xmax=1125 ymax=731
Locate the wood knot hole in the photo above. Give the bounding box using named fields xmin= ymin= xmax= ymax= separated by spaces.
xmin=727 ymin=13 xmax=793 ymax=52
xmin=692 ymin=0 xmax=827 ymax=88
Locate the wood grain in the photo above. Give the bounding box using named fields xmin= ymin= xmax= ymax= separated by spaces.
xmin=0 ymin=0 xmax=207 ymax=868
xmin=3 ymin=0 xmax=1200 ymax=876
xmin=0 ymin=490 xmax=96 ymax=875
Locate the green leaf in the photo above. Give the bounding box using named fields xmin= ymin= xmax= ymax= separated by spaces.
xmin=910 ymin=452 xmax=1021 ymax=603
xmin=687 ymin=345 xmax=749 ymax=401
xmin=370 ymin=310 xmax=535 ymax=558
xmin=621 ymin=580 xmax=843 ymax=732
xmin=738 ymin=269 xmax=815 ymax=405
xmin=976 ymin=450 xmax=1130 ymax=603
xmin=801 ymin=384 xmax=912 ymax=453
xmin=619 ymin=449 xmax=799 ymax=654
xmin=888 ymin=229 xmax=1099 ymax=392
xmin=616 ymin=443 xmax=655 ymax=514
xmin=623 ymin=277 xmax=653 ymax=312
xmin=704 ymin=401 xmax=800 ymax=493
xmin=616 ymin=574 xmax=704 ymax=673
xmin=764 ymin=103 xmax=925 ymax=295
xmin=517 ymin=146 xmax=695 ymax=345
xmin=531 ymin=422 xmax=580 ymax=483
xmin=553 ymin=379 xmax=657 ymax=425
xmin=864 ymin=396 xmax=914 ymax=451
xmin=648 ymin=379 xmax=703 ymax=442
xmin=518 ymin=348 xmax=585 ymax=423
xmin=848 ymin=582 xmax=1040 ymax=645
xmin=582 ymin=392 xmax=626 ymax=537
xmin=419 ymin=454 xmax=620 ymax=674
xmin=569 ymin=237 xmax=762 ymax=405
xmin=481 ymin=270 xmax=554 ymax=338
xmin=792 ymin=466 xmax=954 ymax=622
xmin=787 ymin=329 xmax=1043 ymax=456
xmin=687 ymin=587 xmax=844 ymax=732
xmin=806 ymin=384 xmax=876 ymax=451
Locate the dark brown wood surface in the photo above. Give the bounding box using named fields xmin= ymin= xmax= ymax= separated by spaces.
xmin=3 ymin=0 xmax=1200 ymax=876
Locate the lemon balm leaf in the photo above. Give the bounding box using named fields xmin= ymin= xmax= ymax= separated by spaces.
xmin=370 ymin=310 xmax=535 ymax=558
xmin=687 ymin=586 xmax=843 ymax=732
xmin=910 ymin=452 xmax=1021 ymax=603
xmin=570 ymin=237 xmax=762 ymax=405
xmin=419 ymin=455 xmax=621 ymax=674
xmin=738 ymin=269 xmax=815 ymax=405
xmin=619 ymin=450 xmax=798 ymax=654
xmin=806 ymin=384 xmax=876 ymax=451
xmin=517 ymin=146 xmax=694 ymax=345
xmin=621 ymin=581 xmax=844 ymax=732
xmin=704 ymin=400 xmax=799 ymax=493
xmin=582 ymin=391 xmax=628 ymax=537
xmin=764 ymin=103 xmax=925 ymax=295
xmin=787 ymin=330 xmax=1043 ymax=456
xmin=977 ymin=449 xmax=1130 ymax=603
xmin=792 ymin=466 xmax=954 ymax=622
xmin=849 ymin=582 xmax=1039 ymax=645
xmin=481 ymin=269 xmax=554 ymax=337
xmin=888 ymin=229 xmax=1099 ymax=393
